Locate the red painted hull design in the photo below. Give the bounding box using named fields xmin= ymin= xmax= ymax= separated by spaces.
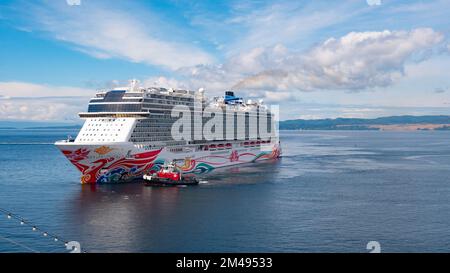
xmin=60 ymin=147 xmax=162 ymax=184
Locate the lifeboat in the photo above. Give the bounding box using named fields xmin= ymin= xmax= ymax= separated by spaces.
xmin=218 ymin=144 xmax=225 ymax=149
xmin=225 ymin=143 xmax=232 ymax=149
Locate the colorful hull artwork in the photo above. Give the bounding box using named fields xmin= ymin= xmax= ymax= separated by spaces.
xmin=56 ymin=143 xmax=281 ymax=184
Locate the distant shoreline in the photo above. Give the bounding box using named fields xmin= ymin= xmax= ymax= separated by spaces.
xmin=280 ymin=115 xmax=450 ymax=131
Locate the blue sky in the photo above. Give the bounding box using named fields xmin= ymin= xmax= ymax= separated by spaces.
xmin=0 ymin=0 xmax=450 ymax=122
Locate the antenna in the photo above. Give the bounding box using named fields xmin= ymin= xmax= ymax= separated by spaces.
xmin=129 ymin=79 xmax=140 ymax=91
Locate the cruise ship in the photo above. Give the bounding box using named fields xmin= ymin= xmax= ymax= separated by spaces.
xmin=55 ymin=80 xmax=281 ymax=184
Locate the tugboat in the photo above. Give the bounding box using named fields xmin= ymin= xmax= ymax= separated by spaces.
xmin=143 ymin=161 xmax=199 ymax=187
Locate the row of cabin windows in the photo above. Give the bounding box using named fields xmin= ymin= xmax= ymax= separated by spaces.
xmin=134 ymin=141 xmax=186 ymax=149
xmin=89 ymin=118 xmax=127 ymax=122
xmin=78 ymin=138 xmax=117 ymax=142
xmin=87 ymin=104 xmax=142 ymax=113
xmin=80 ymin=133 xmax=119 ymax=137
xmin=136 ymin=121 xmax=174 ymax=126
xmin=145 ymin=94 xmax=193 ymax=101
xmin=132 ymin=140 xmax=274 ymax=152
xmin=90 ymin=98 xmax=142 ymax=103
xmin=87 ymin=124 xmax=123 ymax=128
xmin=143 ymin=100 xmax=193 ymax=107
xmin=131 ymin=133 xmax=173 ymax=138
xmin=133 ymin=127 xmax=171 ymax=132
xmin=130 ymin=134 xmax=270 ymax=143
xmin=130 ymin=136 xmax=175 ymax=142
xmin=85 ymin=128 xmax=121 ymax=132
xmin=87 ymin=123 xmax=124 ymax=127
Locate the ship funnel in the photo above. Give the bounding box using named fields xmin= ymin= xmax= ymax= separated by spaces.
xmin=225 ymin=91 xmax=235 ymax=97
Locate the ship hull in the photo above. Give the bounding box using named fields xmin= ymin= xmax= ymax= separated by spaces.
xmin=55 ymin=142 xmax=282 ymax=184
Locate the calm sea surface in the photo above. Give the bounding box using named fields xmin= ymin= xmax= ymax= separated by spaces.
xmin=0 ymin=129 xmax=450 ymax=253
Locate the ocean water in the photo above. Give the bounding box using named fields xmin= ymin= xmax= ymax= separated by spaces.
xmin=0 ymin=129 xmax=450 ymax=253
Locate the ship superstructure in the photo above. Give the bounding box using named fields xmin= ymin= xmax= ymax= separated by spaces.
xmin=55 ymin=80 xmax=281 ymax=183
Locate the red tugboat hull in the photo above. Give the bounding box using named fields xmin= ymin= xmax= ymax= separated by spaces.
xmin=144 ymin=176 xmax=199 ymax=187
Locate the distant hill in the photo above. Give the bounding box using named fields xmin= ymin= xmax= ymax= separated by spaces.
xmin=280 ymin=115 xmax=450 ymax=131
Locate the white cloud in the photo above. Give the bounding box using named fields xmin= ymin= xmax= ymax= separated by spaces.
xmin=165 ymin=44 xmax=290 ymax=97
xmin=0 ymin=97 xmax=88 ymax=121
xmin=142 ymin=76 xmax=190 ymax=90
xmin=66 ymin=0 xmax=81 ymax=6
xmin=161 ymin=28 xmax=444 ymax=103
xmin=366 ymin=0 xmax=382 ymax=7
xmin=0 ymin=81 xmax=92 ymax=121
xmin=0 ymin=81 xmax=93 ymax=97
xmin=233 ymin=28 xmax=444 ymax=92
xmin=14 ymin=1 xmax=213 ymax=70
xmin=263 ymin=91 xmax=295 ymax=102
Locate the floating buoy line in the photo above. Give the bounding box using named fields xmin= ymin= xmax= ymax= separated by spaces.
xmin=0 ymin=207 xmax=87 ymax=253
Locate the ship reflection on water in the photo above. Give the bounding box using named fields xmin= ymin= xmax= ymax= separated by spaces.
xmin=72 ymin=159 xmax=282 ymax=252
